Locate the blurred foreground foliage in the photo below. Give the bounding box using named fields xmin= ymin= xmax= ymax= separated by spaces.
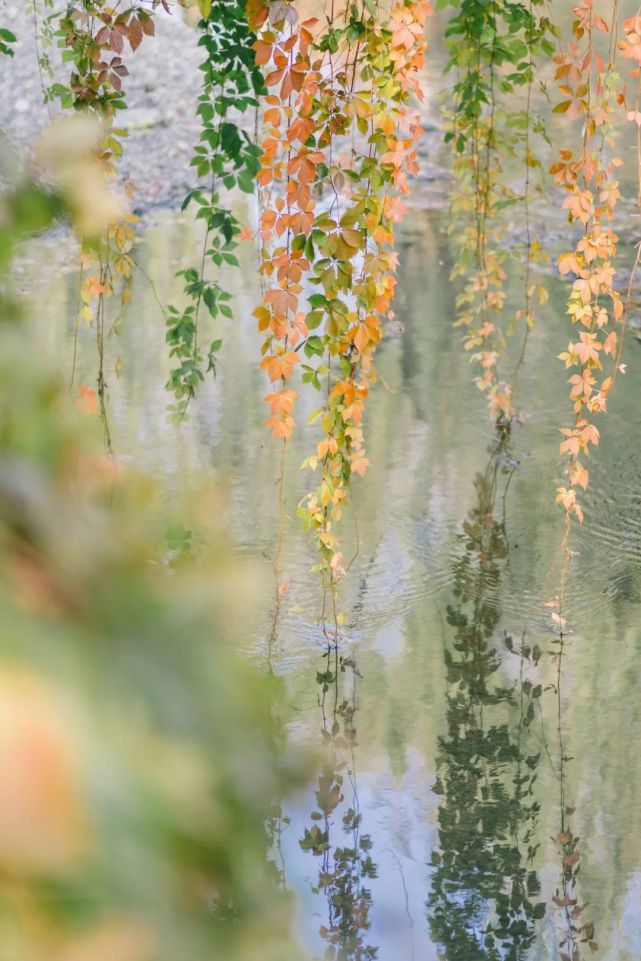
xmin=0 ymin=124 xmax=308 ymax=961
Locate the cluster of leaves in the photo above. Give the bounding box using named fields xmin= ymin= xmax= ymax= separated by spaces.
xmin=166 ymin=0 xmax=265 ymax=423
xmin=550 ymin=818 xmax=598 ymax=959
xmin=0 ymin=25 xmax=16 ymax=56
xmin=442 ymin=0 xmax=554 ymax=419
xmin=51 ymin=0 xmax=156 ymax=182
xmin=250 ymin=0 xmax=431 ymax=583
xmin=552 ymin=0 xmax=625 ymax=528
xmin=47 ymin=0 xmax=159 ymax=450
xmin=53 ymin=2 xmax=157 ymax=136
xmin=299 ymin=647 xmax=378 ymax=961
xmin=429 ymin=431 xmax=545 ymax=958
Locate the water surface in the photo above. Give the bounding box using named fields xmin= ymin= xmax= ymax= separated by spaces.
xmin=18 ymin=202 xmax=641 ymax=961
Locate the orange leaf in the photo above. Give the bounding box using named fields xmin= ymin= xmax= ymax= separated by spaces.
xmin=261 ymin=351 xmax=300 ymax=382
xmin=76 ymin=383 xmax=98 ymax=416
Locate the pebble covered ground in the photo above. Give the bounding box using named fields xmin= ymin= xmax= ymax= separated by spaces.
xmin=1 ymin=2 xmax=451 ymax=218
xmin=9 ymin=2 xmax=635 ymax=314
xmin=1 ymin=2 xmax=206 ymax=213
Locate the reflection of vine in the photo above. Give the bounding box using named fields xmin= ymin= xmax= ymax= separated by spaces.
xmin=264 ymin=693 xmax=290 ymax=893
xmin=547 ymin=625 xmax=598 ymax=959
xmin=428 ymin=429 xmax=545 ymax=957
xmin=299 ymin=647 xmax=378 ymax=961
xmin=263 ymin=576 xmax=291 ymax=894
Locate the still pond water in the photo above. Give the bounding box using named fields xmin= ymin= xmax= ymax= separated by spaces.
xmin=19 ymin=201 xmax=641 ymax=960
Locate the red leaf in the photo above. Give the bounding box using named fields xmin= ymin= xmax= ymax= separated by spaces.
xmin=128 ymin=16 xmax=143 ymax=51
xmin=109 ymin=28 xmax=123 ymax=53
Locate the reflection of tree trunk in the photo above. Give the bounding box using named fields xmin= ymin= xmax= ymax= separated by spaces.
xmin=397 ymin=210 xmax=448 ymax=403
xmin=428 ymin=427 xmax=544 ymax=959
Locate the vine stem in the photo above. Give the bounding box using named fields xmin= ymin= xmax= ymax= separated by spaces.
xmin=510 ymin=0 xmax=535 ymax=402
xmin=267 ymin=437 xmax=288 ymax=662
xmin=31 ymin=0 xmax=52 ymax=117
xmin=96 ymin=250 xmax=114 ymax=456
xmin=135 ymin=260 xmax=168 ymax=320
xmin=69 ymin=261 xmax=85 ymax=392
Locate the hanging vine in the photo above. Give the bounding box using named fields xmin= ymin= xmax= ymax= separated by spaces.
xmin=24 ymin=0 xmax=56 ymax=110
xmin=53 ymin=1 xmax=156 ymax=131
xmin=166 ymin=0 xmax=265 ymax=422
xmin=552 ymin=0 xmax=623 ymax=551
xmin=539 ymin=10 xmax=629 ymax=956
xmin=443 ymin=0 xmax=554 ymax=420
xmin=51 ymin=0 xmax=158 ymax=449
xmin=251 ymin=0 xmax=431 ymax=588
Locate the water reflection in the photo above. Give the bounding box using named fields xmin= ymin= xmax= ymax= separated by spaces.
xmin=264 ymin=697 xmax=290 ymax=893
xmin=15 ymin=207 xmax=641 ymax=959
xmin=428 ymin=427 xmax=545 ymax=958
xmin=299 ymin=641 xmax=379 ymax=960
xmin=548 ymin=627 xmax=598 ymax=960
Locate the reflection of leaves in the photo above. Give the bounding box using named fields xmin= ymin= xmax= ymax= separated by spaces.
xmin=552 ymin=818 xmax=597 ymax=959
xmin=428 ymin=431 xmax=544 ymax=959
xmin=300 ymin=825 xmax=330 ymax=856
xmin=316 ymin=770 xmax=344 ymax=817
xmin=317 ymin=669 xmax=335 ymax=689
xmin=301 ymin=651 xmax=379 ymax=960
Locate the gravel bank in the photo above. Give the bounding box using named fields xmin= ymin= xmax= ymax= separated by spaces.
xmin=1 ymin=3 xmax=449 ymax=217
xmin=1 ymin=2 xmax=207 ymax=213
